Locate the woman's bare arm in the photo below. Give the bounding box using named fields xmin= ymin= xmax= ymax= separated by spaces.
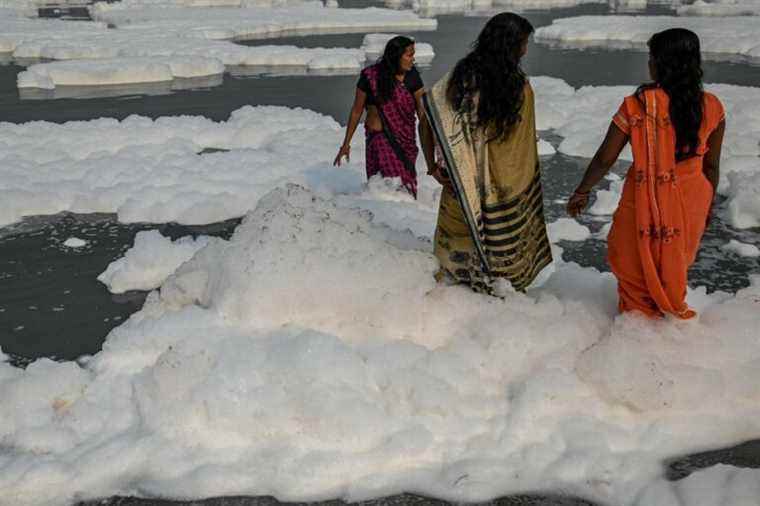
xmin=414 ymin=88 xmax=436 ymax=173
xmin=334 ymin=88 xmax=366 ymax=166
xmin=703 ymin=119 xmax=725 ymax=227
xmin=703 ymin=119 xmax=725 ymax=193
xmin=567 ymin=122 xmax=629 ymax=216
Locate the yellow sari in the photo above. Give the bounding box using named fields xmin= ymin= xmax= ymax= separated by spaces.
xmin=424 ymin=76 xmax=552 ymax=293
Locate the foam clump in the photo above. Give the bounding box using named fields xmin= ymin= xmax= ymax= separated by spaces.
xmin=63 ymin=237 xmax=87 ymax=248
xmin=361 ymin=33 xmax=435 ymax=65
xmin=678 ymin=0 xmax=760 ymax=16
xmin=18 ymin=56 xmax=226 ymax=90
xmin=534 ymin=16 xmax=760 ymax=62
xmin=3 ymin=4 xmax=435 ymax=92
xmin=98 ymin=230 xmax=214 ymax=293
xmin=547 ymin=217 xmax=591 ymax=242
xmin=721 ymin=239 xmax=760 ymax=258
xmin=159 ymin=184 xmax=440 ymax=341
xmin=725 ymin=171 xmax=760 ymax=229
xmin=0 ymin=105 xmax=346 ymax=227
xmin=383 ymin=0 xmax=620 ymax=15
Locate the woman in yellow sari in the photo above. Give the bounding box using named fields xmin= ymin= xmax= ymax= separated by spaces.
xmin=424 ymin=13 xmax=552 ymax=294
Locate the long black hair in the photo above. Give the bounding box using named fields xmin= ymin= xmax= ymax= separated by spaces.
xmin=446 ymin=12 xmax=534 ymax=141
xmin=638 ymin=28 xmax=704 ymax=160
xmin=376 ymin=35 xmax=415 ymax=104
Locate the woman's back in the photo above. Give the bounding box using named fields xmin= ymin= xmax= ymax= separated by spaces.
xmin=487 ymin=82 xmax=538 ymax=198
xmin=614 ymin=88 xmax=725 ymax=170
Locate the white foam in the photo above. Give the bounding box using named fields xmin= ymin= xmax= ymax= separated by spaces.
xmin=4 ymin=5 xmax=435 ymax=91
xmin=3 ymin=185 xmax=760 ymax=506
xmin=0 ymin=105 xmax=348 ymax=227
xmin=534 ymin=16 xmax=760 ymax=62
xmin=89 ymin=4 xmax=437 ymax=37
xmin=98 ymin=230 xmax=213 ymax=294
xmin=0 ymin=16 xmax=107 ymax=54
xmin=725 ymin=171 xmax=760 ymax=229
xmin=638 ymin=465 xmax=760 ymax=506
xmin=531 ymin=76 xmax=634 ymax=162
xmin=547 ymin=217 xmax=591 ymax=242
xmin=62 ymin=237 xmax=87 ymax=248
xmin=677 ymin=0 xmax=760 ymax=16
xmin=0 ymin=4 xmax=35 ymax=17
xmin=721 ymin=239 xmax=760 ymax=258
xmin=0 ymin=0 xmax=88 ymax=16
xmin=383 ymin=0 xmax=615 ymax=15
xmin=4 ymin=77 xmax=759 ymax=230
xmin=588 ymin=178 xmax=624 ymax=216
xmin=537 ymin=138 xmax=556 ymax=156
xmin=360 ymin=33 xmax=435 ymax=65
xmin=111 ymin=0 xmax=316 ymax=7
xmin=18 ymin=56 xmax=226 ymax=89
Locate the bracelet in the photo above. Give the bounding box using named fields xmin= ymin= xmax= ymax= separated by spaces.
xmin=573 ymin=189 xmax=591 ymax=197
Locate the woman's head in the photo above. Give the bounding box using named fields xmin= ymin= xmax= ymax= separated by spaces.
xmin=472 ymin=12 xmax=533 ymax=65
xmin=376 ymin=36 xmax=415 ymax=102
xmin=447 ymin=13 xmax=534 ymax=141
xmin=381 ymin=35 xmax=416 ymax=74
xmin=647 ymin=28 xmax=702 ymax=84
xmin=643 ymin=28 xmax=704 ymax=158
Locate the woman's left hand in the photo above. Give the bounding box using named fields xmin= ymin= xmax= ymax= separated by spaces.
xmin=333 ymin=144 xmax=351 ymax=166
xmin=428 ymin=163 xmax=452 ymax=189
xmin=566 ymin=190 xmax=591 ymax=217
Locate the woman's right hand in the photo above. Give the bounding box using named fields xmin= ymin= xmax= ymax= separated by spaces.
xmin=333 ymin=144 xmax=351 ymax=166
xmin=566 ymin=190 xmax=591 ymax=217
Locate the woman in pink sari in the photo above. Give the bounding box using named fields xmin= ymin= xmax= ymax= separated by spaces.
xmin=334 ymin=36 xmax=435 ymax=198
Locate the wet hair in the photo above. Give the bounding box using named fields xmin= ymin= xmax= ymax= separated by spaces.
xmin=637 ymin=28 xmax=704 ymax=160
xmin=376 ymin=35 xmax=415 ymax=104
xmin=446 ymin=12 xmax=534 ymax=141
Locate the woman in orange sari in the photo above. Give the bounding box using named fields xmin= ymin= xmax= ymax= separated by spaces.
xmin=567 ymin=28 xmax=725 ymax=319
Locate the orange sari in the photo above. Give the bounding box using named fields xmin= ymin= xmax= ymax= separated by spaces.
xmin=607 ymin=88 xmax=724 ymax=319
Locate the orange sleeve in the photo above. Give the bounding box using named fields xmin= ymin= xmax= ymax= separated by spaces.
xmin=612 ymin=100 xmax=631 ymax=135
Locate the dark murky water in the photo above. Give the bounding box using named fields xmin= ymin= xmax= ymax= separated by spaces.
xmin=0 ymin=214 xmax=240 ymax=365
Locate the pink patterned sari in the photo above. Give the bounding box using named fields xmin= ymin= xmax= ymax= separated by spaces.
xmin=362 ymin=64 xmax=419 ymax=197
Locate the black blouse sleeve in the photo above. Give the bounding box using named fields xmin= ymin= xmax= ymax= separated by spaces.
xmin=405 ymin=67 xmax=424 ymax=94
xmin=357 ymin=70 xmax=376 ymax=106
xmin=357 ymin=71 xmax=370 ymax=94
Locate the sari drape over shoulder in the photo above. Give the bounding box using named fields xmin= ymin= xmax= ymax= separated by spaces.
xmin=423 ymin=75 xmax=552 ymax=294
xmin=607 ymin=88 xmax=724 ymax=318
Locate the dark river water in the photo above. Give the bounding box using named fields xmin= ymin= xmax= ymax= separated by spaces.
xmin=1 ymin=6 xmax=760 ymax=503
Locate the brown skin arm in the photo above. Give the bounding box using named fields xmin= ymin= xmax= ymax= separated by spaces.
xmin=334 ymin=87 xmax=366 ymax=166
xmin=414 ymin=88 xmax=451 ymax=188
xmin=567 ymin=122 xmax=629 ymax=217
xmin=414 ymin=88 xmax=436 ymax=174
xmin=703 ymin=119 xmax=725 ymax=193
xmin=703 ymin=119 xmax=725 ymax=226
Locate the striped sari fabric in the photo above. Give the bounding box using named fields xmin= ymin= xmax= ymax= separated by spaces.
xmin=424 ymin=76 xmax=552 ymax=294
